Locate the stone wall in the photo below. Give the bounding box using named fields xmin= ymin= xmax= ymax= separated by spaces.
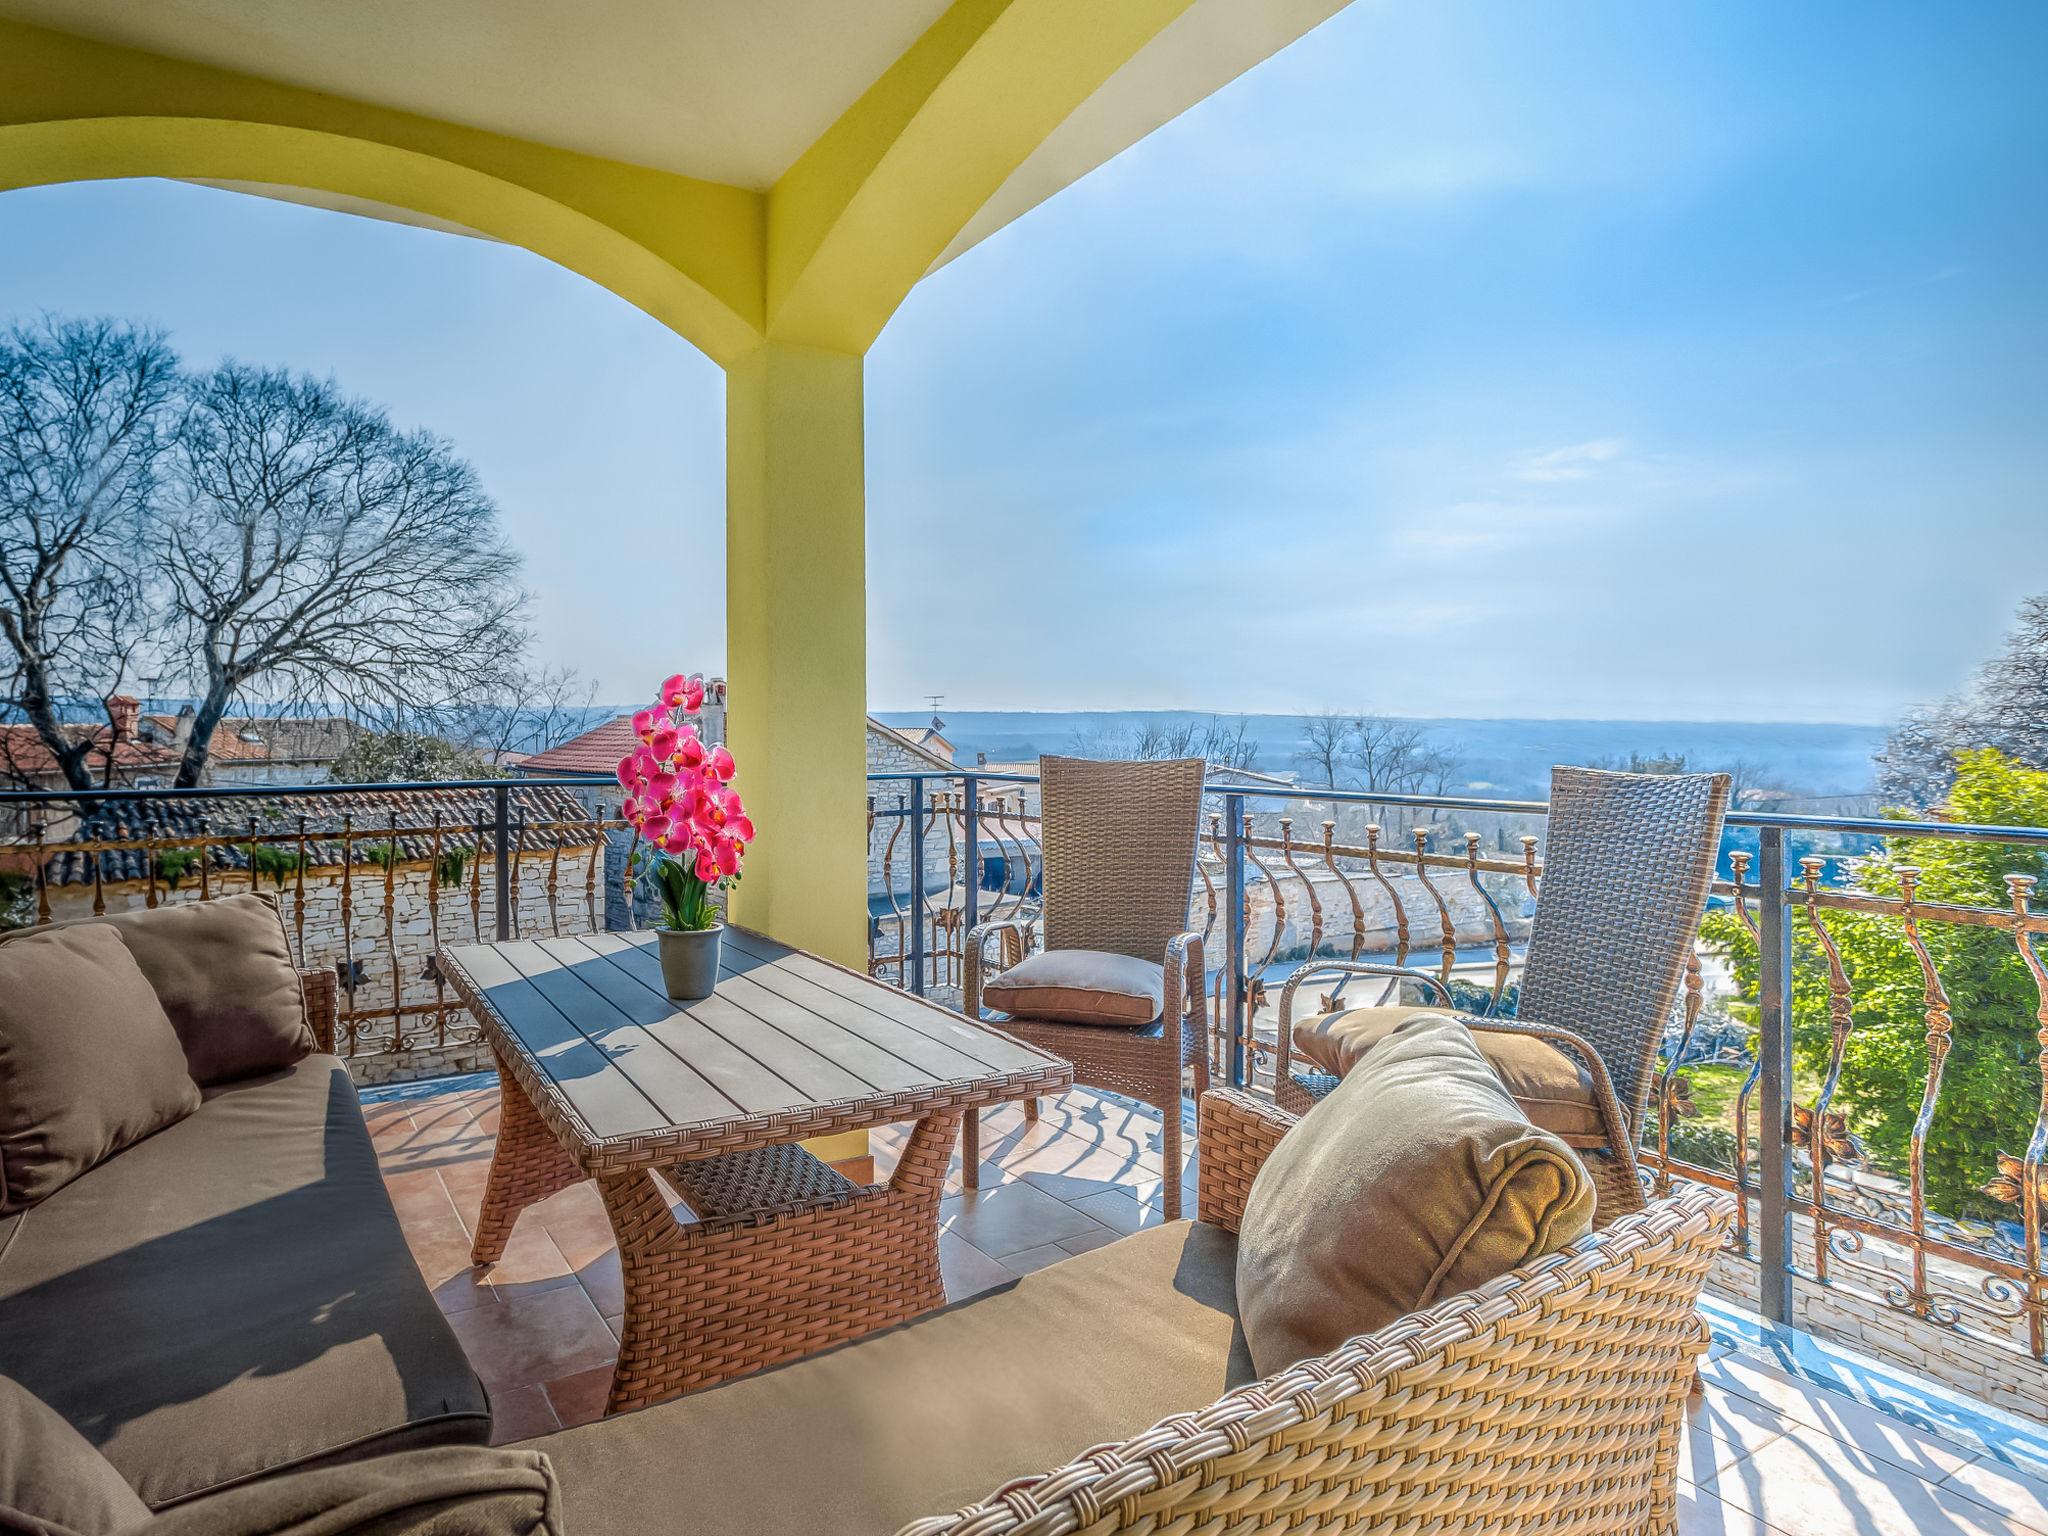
xmin=44 ymin=847 xmax=602 ymax=1081
xmin=1695 ymin=1194 xmax=2048 ymax=1424
xmin=865 ymin=727 xmax=956 ymax=900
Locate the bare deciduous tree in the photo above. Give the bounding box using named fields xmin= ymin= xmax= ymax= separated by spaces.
xmin=1294 ymin=710 xmax=1352 ymax=787
xmin=0 ymin=317 xmax=175 ymax=789
xmin=158 ymin=364 xmax=529 ymax=786
xmin=1877 ymin=592 xmax=2048 ymax=806
xmin=460 ymin=661 xmax=600 ymax=766
xmin=1070 ymin=714 xmax=1261 ymax=772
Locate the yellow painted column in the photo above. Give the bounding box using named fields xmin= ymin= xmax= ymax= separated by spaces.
xmin=724 ymin=342 xmax=871 ymax=1169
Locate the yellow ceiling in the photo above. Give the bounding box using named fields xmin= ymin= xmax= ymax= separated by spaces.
xmin=0 ymin=0 xmax=955 ymax=189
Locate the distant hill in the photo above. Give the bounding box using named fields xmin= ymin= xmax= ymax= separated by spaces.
xmin=870 ymin=711 xmax=1887 ymax=801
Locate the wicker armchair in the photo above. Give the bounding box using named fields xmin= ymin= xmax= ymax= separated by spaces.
xmin=964 ymin=755 xmax=1208 ymax=1219
xmin=900 ymin=1088 xmax=1734 ymax=1536
xmin=299 ymin=966 xmax=339 ymax=1054
xmin=1274 ymin=766 xmax=1729 ymax=1224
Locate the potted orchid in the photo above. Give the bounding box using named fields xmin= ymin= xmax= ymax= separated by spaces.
xmin=617 ymin=672 xmax=754 ymax=1000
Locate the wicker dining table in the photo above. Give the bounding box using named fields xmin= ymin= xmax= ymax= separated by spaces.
xmin=438 ymin=927 xmax=1070 ymax=1415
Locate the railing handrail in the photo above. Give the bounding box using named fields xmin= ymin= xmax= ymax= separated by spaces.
xmin=860 ymin=768 xmax=2048 ymax=848
xmin=0 ymin=774 xmax=615 ymax=805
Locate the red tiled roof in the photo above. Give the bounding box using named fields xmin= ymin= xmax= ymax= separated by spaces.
xmin=512 ymin=715 xmax=640 ymax=777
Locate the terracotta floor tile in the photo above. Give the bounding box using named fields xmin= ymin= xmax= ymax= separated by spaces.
xmin=1943 ymin=1454 xmax=2048 ymax=1536
xmin=1675 ymin=1479 xmax=1781 ymax=1535
xmin=400 ymin=1210 xmax=496 ymax=1315
xmin=1700 ymin=1428 xmax=2027 ymax=1536
xmin=1055 ymin=1226 xmax=1122 ymax=1257
xmin=1681 ymin=1387 xmax=1788 ymax=1483
xmin=998 ymin=1242 xmax=1076 ymax=1276
xmin=383 ymin=1168 xmax=460 ymax=1229
xmin=538 ymin=1202 xmax=617 ymax=1268
xmin=940 ymin=1180 xmax=1112 ymax=1258
xmin=575 ymin=1248 xmax=625 ymax=1318
xmin=446 ymin=1285 xmax=619 ymax=1392
xmin=542 ymin=1365 xmax=616 ymax=1431
xmin=482 ymin=1221 xmax=581 ymax=1303
xmin=1065 ymin=1188 xmax=1164 ymax=1236
xmin=939 ymin=1233 xmax=1015 ymax=1302
xmin=1699 ymin=1354 xmax=1974 ymax=1481
xmin=486 ymin=1385 xmax=559 ymax=1446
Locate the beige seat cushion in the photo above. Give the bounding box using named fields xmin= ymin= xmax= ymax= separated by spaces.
xmin=0 ymin=1373 xmax=151 ymax=1536
xmin=1291 ymin=1004 xmax=1605 ymax=1141
xmin=1238 ymin=1013 xmax=1595 ymax=1376
xmin=534 ymin=1220 xmax=1251 ymax=1536
xmin=0 ymin=894 xmax=314 ymax=1085
xmin=984 ymin=948 xmax=1164 ymax=1026
xmin=0 ymin=924 xmax=201 ymax=1214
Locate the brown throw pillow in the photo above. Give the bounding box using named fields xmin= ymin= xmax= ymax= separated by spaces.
xmin=0 ymin=925 xmax=201 ymax=1215
xmin=982 ymin=949 xmax=1163 ymax=1026
xmin=2 ymin=895 xmax=314 ymax=1084
xmin=0 ymin=1374 xmax=150 ymax=1536
xmin=130 ymin=1446 xmax=564 ymax=1536
xmin=1235 ymin=1013 xmax=1594 ymax=1377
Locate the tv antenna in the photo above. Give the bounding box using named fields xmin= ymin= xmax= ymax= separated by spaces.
xmin=924 ymin=694 xmax=946 ymax=727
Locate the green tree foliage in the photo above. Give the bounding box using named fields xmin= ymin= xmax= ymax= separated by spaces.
xmin=1702 ymin=750 xmax=2048 ymax=1221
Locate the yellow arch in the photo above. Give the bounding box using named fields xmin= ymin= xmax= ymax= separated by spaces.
xmin=0 ymin=19 xmax=766 ymax=366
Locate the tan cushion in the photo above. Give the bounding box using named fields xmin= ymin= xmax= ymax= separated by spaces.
xmin=0 ymin=1373 xmax=150 ymax=1536
xmin=133 ymin=1446 xmax=563 ymax=1535
xmin=0 ymin=925 xmax=201 ymax=1214
xmin=1238 ymin=1013 xmax=1595 ymax=1376
xmin=983 ymin=948 xmax=1163 ymax=1026
xmin=535 ymin=1220 xmax=1251 ymax=1536
xmin=1 ymin=895 xmax=313 ymax=1085
xmin=1291 ymin=1004 xmax=1605 ymax=1141
xmin=0 ymin=1056 xmax=491 ymax=1508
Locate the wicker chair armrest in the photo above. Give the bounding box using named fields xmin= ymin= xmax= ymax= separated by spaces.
xmin=898 ymin=1184 xmax=1734 ymax=1536
xmin=1194 ymin=1087 xmax=1295 ymax=1232
xmin=1162 ymin=930 xmax=1206 ymax=1052
xmin=299 ymin=966 xmax=338 ymax=1055
xmin=1273 ymin=960 xmax=1458 ymax=1080
xmin=963 ymin=919 xmax=1038 ymax=1019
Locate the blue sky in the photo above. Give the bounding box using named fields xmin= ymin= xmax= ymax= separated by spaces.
xmin=2 ymin=1 xmax=2042 ymax=722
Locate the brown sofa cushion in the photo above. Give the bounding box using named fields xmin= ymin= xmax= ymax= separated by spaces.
xmin=131 ymin=1447 xmax=562 ymax=1536
xmin=534 ymin=1220 xmax=1250 ymax=1536
xmin=1237 ymin=1013 xmax=1594 ymax=1376
xmin=0 ymin=1056 xmax=490 ymax=1508
xmin=0 ymin=895 xmax=314 ymax=1086
xmin=983 ymin=949 xmax=1163 ymax=1026
xmin=0 ymin=1374 xmax=150 ymax=1536
xmin=0 ymin=925 xmax=201 ymax=1215
xmin=1290 ymin=1004 xmax=1605 ymax=1141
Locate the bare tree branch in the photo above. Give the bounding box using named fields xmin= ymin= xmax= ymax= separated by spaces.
xmin=0 ymin=316 xmax=175 ymax=790
xmin=157 ymin=363 xmax=530 ymax=785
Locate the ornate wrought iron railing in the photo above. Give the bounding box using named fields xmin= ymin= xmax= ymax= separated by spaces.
xmin=867 ymin=768 xmax=2048 ymax=1380
xmin=1 ymin=777 xmax=623 ymax=1060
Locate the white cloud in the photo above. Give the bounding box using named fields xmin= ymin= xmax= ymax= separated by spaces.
xmin=1509 ymin=439 xmax=1629 ymax=483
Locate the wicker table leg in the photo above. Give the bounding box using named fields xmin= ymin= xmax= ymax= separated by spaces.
xmin=470 ymin=1051 xmax=584 ymax=1266
xmin=601 ymin=1109 xmax=960 ymax=1415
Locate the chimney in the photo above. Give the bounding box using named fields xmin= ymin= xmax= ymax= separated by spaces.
xmin=173 ymin=705 xmax=196 ymax=748
xmin=105 ymin=695 xmax=140 ymax=740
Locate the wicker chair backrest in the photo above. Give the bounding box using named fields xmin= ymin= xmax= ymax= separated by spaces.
xmin=1036 ymin=755 xmax=1205 ymax=963
xmin=1517 ymin=765 xmax=1730 ymax=1121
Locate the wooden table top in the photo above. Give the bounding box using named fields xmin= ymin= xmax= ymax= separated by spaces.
xmin=438 ymin=928 xmax=1072 ymax=1175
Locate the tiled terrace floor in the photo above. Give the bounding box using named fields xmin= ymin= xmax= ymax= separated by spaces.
xmin=370 ymin=1075 xmax=2048 ymax=1535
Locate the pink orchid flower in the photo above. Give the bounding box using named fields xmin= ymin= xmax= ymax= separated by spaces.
xmin=631 ymin=707 xmax=658 ymax=744
xmin=649 ymin=725 xmax=680 ymax=762
xmin=707 ymin=745 xmax=736 ymax=782
xmin=694 ymin=851 xmax=720 ymax=882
